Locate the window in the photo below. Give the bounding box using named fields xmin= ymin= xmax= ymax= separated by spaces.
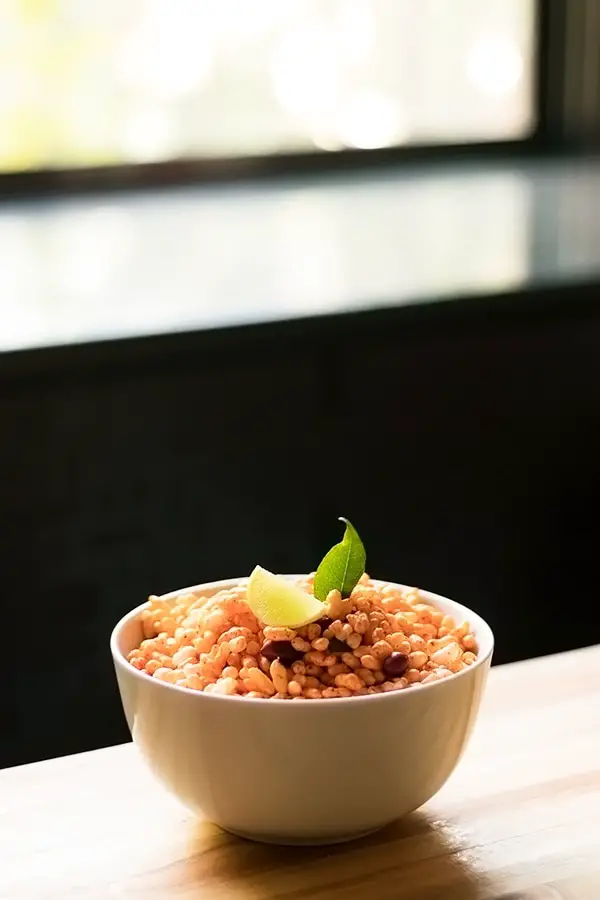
xmin=1 ymin=0 xmax=536 ymax=175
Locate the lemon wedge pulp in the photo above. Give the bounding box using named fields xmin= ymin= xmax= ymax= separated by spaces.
xmin=246 ymin=566 xmax=325 ymax=627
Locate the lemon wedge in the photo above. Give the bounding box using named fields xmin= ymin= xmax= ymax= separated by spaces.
xmin=246 ymin=566 xmax=325 ymax=627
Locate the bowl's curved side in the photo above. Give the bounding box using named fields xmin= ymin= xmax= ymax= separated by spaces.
xmin=115 ymin=645 xmax=490 ymax=842
xmin=111 ymin=577 xmax=493 ymax=843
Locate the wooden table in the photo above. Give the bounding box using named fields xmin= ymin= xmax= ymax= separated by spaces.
xmin=2 ymin=646 xmax=600 ymax=900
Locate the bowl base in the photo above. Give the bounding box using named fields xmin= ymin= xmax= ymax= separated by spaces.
xmin=220 ymin=822 xmax=389 ymax=846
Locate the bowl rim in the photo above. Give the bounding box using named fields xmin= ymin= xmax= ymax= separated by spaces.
xmin=110 ymin=576 xmax=494 ymax=708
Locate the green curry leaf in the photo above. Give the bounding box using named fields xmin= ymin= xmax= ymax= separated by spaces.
xmin=313 ymin=518 xmax=366 ymax=602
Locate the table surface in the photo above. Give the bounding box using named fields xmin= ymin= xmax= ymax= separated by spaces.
xmin=2 ymin=645 xmax=600 ymax=900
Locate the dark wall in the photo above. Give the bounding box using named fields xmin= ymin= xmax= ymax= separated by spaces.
xmin=3 ymin=286 xmax=600 ymax=767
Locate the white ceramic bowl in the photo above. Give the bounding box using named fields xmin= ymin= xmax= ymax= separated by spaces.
xmin=111 ymin=578 xmax=493 ymax=845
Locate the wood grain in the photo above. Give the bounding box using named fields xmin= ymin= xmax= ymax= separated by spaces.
xmin=2 ymin=645 xmax=600 ymax=899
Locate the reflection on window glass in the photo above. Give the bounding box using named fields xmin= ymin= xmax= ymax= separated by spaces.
xmin=0 ymin=0 xmax=535 ymax=172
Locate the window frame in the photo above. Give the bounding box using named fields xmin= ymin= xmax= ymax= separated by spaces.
xmin=0 ymin=0 xmax=592 ymax=199
xmin=537 ymin=0 xmax=600 ymax=147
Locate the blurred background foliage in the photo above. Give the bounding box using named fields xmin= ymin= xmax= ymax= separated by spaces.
xmin=0 ymin=0 xmax=534 ymax=173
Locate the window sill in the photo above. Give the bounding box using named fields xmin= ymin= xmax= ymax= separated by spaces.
xmin=1 ymin=154 xmax=599 ymax=359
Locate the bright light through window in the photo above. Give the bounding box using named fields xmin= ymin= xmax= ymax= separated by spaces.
xmin=0 ymin=0 xmax=535 ymax=173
